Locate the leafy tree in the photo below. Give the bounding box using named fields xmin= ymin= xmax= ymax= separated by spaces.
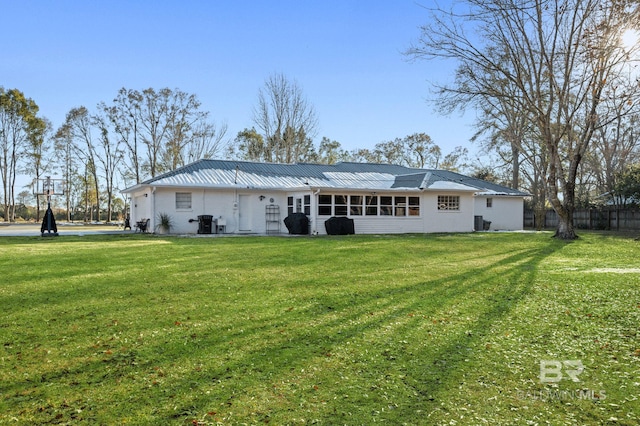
xmin=351 ymin=133 xmax=467 ymax=171
xmin=22 ymin=117 xmax=51 ymax=221
xmin=317 ymin=137 xmax=350 ymax=164
xmin=408 ymin=0 xmax=640 ymax=239
xmin=372 ymin=139 xmax=406 ymax=166
xmin=350 ymin=147 xmax=382 ymax=164
xmin=230 ymin=127 xmax=265 ymax=161
xmin=0 ymin=88 xmax=45 ymax=222
xmin=439 ymin=146 xmax=470 ymax=172
xmin=471 ymin=166 xmax=501 ymax=184
xmin=613 ymin=164 xmax=640 ymax=206
xmin=402 ymin=133 xmax=442 ymax=168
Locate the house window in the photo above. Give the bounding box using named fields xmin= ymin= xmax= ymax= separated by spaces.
xmin=175 ymin=192 xmax=192 ymax=210
xmin=380 ymin=196 xmax=393 ymax=216
xmin=304 ymin=195 xmax=311 ymax=215
xmin=334 ymin=195 xmax=348 ymax=216
xmin=288 ymin=196 xmax=294 ymax=215
xmin=318 ymin=194 xmax=332 ymax=215
xmin=437 ymin=195 xmax=460 ymax=211
xmin=408 ymin=196 xmax=420 ymax=216
xmin=316 ymin=193 xmax=420 ymax=217
xmin=365 ymin=196 xmax=378 ymax=216
xmin=350 ymin=195 xmax=363 ymax=215
xmin=394 ymin=196 xmax=407 ymax=216
xmin=486 ymin=198 xmax=493 ymax=208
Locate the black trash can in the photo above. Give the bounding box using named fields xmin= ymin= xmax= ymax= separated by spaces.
xmin=483 ymin=220 xmax=492 ymax=231
xmin=198 ymin=215 xmax=213 ymax=234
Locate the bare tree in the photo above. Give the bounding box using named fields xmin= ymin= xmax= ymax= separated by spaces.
xmin=252 ymin=73 xmax=318 ymax=163
xmin=408 ymin=0 xmax=640 ymax=239
xmin=108 ymin=87 xmax=226 ymax=181
xmin=588 ymin=95 xmax=640 ymax=206
xmin=63 ymin=106 xmax=101 ymax=221
xmin=108 ymin=88 xmax=143 ymax=184
xmin=183 ymin=121 xmax=229 ymax=164
xmin=93 ymin=106 xmax=125 ymax=222
xmin=53 ymin=123 xmax=78 ymax=221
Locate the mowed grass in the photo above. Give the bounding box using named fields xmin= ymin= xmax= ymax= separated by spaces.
xmin=0 ymin=232 xmax=639 ymax=425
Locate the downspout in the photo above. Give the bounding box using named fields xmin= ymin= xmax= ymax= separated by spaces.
xmin=230 ymin=165 xmax=239 ymax=234
xmin=311 ymin=188 xmax=320 ymax=235
xmin=151 ymin=186 xmax=157 ymax=231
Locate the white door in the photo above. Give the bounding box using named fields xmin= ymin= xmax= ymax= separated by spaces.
xmin=238 ymin=194 xmax=252 ymax=231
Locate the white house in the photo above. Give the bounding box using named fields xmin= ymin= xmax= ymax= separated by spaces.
xmin=122 ymin=160 xmax=528 ymax=235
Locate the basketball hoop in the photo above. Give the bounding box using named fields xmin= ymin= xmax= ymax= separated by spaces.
xmin=34 ymin=176 xmax=65 ymax=237
xmin=34 ymin=177 xmax=65 ymax=197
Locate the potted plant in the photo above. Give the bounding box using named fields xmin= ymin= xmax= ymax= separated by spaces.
xmin=155 ymin=212 xmax=173 ymax=234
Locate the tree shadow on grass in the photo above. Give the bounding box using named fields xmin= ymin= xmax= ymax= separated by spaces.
xmin=1 ymin=237 xmax=565 ymax=424
xmin=135 ymin=239 xmax=564 ymax=423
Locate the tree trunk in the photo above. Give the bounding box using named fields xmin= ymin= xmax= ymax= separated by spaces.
xmin=534 ymin=208 xmax=545 ymax=231
xmin=554 ymin=213 xmax=577 ymax=239
xmin=551 ymin=194 xmax=578 ymax=239
xmin=511 ymin=144 xmax=519 ymax=190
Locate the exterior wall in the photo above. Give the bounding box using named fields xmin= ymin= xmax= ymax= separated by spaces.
xmin=474 ymin=196 xmax=524 ymax=230
xmin=343 ymin=217 xmax=425 ymax=235
xmin=148 ymin=187 xmax=288 ymax=234
xmin=129 ymin=190 xmax=152 ymax=227
xmin=311 ymin=191 xmax=423 ymax=235
xmin=311 ymin=191 xmax=474 ymax=235
xmin=133 ymin=186 xmax=521 ymax=235
xmin=422 ymin=192 xmax=475 ymax=233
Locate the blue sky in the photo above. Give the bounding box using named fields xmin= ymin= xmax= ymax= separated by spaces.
xmin=3 ymin=1 xmax=475 ymax=159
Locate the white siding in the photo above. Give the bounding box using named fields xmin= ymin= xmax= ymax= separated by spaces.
xmin=311 ymin=192 xmax=474 ymax=235
xmin=474 ymin=196 xmax=524 ymax=230
xmin=422 ymin=192 xmax=475 ymax=233
xmin=142 ymin=187 xmax=522 ymax=235
xmin=149 ymin=188 xmax=287 ymax=234
xmin=130 ymin=191 xmax=152 ymax=226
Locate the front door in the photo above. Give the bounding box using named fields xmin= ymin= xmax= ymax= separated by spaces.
xmin=238 ymin=194 xmax=252 ymax=231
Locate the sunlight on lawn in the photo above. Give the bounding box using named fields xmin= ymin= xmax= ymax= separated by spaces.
xmin=0 ymin=233 xmax=638 ymax=425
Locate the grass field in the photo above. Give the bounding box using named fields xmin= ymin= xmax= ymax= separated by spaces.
xmin=1 ymin=232 xmax=639 ymax=425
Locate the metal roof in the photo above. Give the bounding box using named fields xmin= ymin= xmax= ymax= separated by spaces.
xmin=124 ymin=159 xmax=528 ymax=196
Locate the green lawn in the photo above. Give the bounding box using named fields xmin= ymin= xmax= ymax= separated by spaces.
xmin=1 ymin=232 xmax=639 ymax=425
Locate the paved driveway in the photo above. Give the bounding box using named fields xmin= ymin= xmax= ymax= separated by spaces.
xmin=0 ymin=224 xmax=133 ymax=237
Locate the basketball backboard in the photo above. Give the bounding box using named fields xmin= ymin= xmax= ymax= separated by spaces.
xmin=34 ymin=177 xmax=65 ymax=196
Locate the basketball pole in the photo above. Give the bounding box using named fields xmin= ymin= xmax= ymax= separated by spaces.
xmin=40 ymin=176 xmax=59 ymax=237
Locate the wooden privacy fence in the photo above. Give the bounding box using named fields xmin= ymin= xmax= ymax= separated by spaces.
xmin=524 ymin=208 xmax=640 ymax=230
